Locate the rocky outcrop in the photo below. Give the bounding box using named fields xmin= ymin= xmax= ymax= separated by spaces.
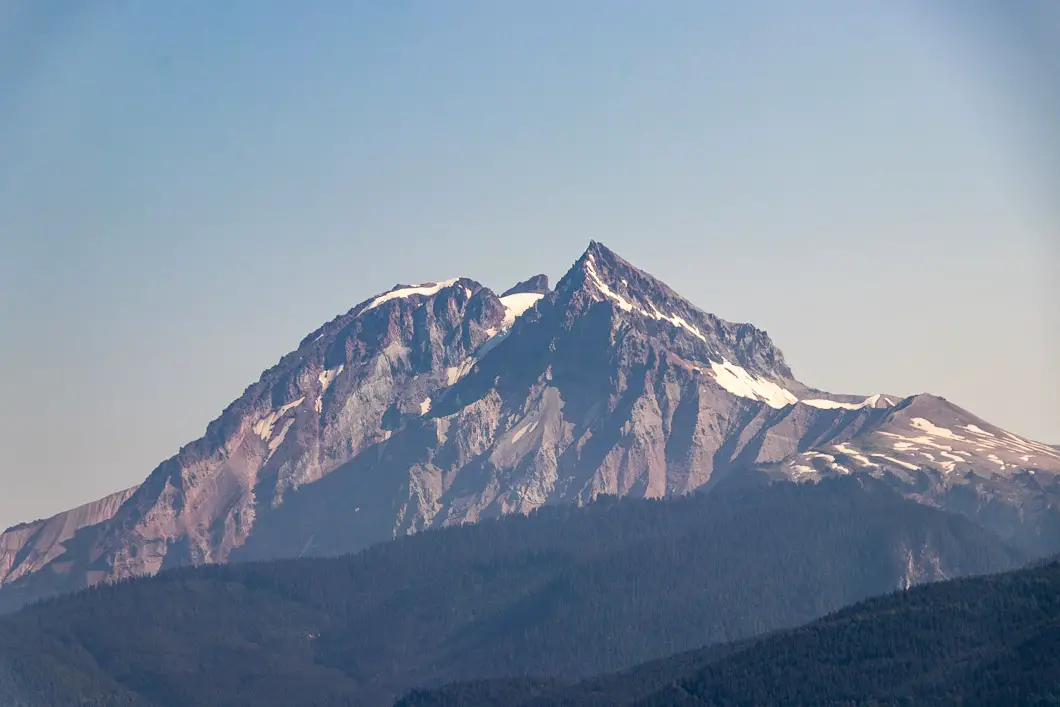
xmin=502 ymin=274 xmax=550 ymax=296
xmin=0 ymin=487 xmax=137 ymax=584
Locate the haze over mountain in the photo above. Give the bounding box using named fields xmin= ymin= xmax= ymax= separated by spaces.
xmin=2 ymin=242 xmax=1058 ymax=611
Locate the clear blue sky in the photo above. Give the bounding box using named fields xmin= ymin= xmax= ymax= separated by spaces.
xmin=1 ymin=1 xmax=1058 ymax=528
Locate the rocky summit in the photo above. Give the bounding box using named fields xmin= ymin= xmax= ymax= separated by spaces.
xmin=2 ymin=241 xmax=1059 ymax=610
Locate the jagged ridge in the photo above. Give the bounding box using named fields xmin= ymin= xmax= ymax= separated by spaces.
xmin=1 ymin=241 xmax=1057 ymax=612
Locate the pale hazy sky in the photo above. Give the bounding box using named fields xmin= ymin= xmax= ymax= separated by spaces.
xmin=1 ymin=1 xmax=1058 ymax=529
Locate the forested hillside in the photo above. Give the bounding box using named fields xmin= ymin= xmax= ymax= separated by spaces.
xmin=400 ymin=561 xmax=1060 ymax=706
xmin=0 ymin=477 xmax=1023 ymax=707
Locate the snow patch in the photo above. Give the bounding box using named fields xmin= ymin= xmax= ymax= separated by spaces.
xmin=446 ymin=358 xmax=476 ymax=386
xmin=870 ymin=454 xmax=920 ymax=471
xmin=801 ymin=394 xmax=891 ymax=411
xmin=997 ymin=435 xmax=1037 ymax=454
xmin=832 ymin=442 xmax=878 ymax=467
xmin=318 ymin=365 xmax=343 ymax=393
xmin=584 ymin=254 xmax=707 ymax=342
xmin=266 ymin=418 xmax=295 ymax=460
xmin=801 ymin=399 xmax=863 ymax=410
xmin=1001 ymin=431 xmax=1060 ymax=458
xmin=909 ymin=418 xmax=964 ymax=441
xmin=315 ymin=365 xmax=344 ymax=413
xmin=511 ymin=420 xmax=539 ymax=444
xmin=805 ymin=451 xmax=851 ymax=475
xmin=641 ymin=302 xmax=704 ymax=341
xmin=885 ymin=418 xmax=1060 ymax=465
xmin=420 ymin=397 xmax=432 ymax=415
xmin=473 ymin=328 xmax=513 ymax=361
xmin=708 ymin=359 xmax=798 ymax=409
xmin=279 ymin=398 xmax=305 ymax=416
xmin=584 ymin=256 xmax=636 ymax=312
xmin=914 ymin=448 xmax=961 ymax=472
xmin=878 ymin=431 xmax=956 ymax=453
xmin=499 ymin=292 xmax=545 ymax=328
xmin=667 ymin=315 xmax=706 ymax=342
xmin=253 ymin=397 xmax=305 ymax=441
xmin=645 ymin=302 xmax=707 ymax=342
xmin=364 ymin=279 xmax=459 ymax=312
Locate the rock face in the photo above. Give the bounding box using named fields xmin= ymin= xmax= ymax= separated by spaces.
xmin=772 ymin=393 xmax=1060 ymax=554
xmin=0 ymin=487 xmax=137 ymax=584
xmin=2 ymin=241 xmax=1058 ymax=610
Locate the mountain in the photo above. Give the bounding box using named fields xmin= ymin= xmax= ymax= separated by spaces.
xmin=768 ymin=393 xmax=1060 ymax=554
xmin=396 ymin=559 xmax=1060 ymax=707
xmin=0 ymin=477 xmax=1026 ymax=707
xmin=2 ymin=241 xmax=1058 ymax=609
xmin=0 ymin=487 xmax=136 ymax=586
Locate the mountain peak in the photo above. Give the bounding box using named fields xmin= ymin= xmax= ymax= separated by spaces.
xmin=583 ymin=238 xmax=613 ymax=257
xmin=549 ymin=241 xmax=800 ymax=400
xmin=502 ymin=274 xmax=550 ymax=297
xmin=576 ymin=239 xmax=628 ymax=273
xmin=559 ymin=241 xmax=667 ymax=306
xmin=558 ymin=241 xmax=720 ymax=347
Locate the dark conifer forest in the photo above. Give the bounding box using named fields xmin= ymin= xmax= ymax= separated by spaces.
xmin=402 ymin=559 xmax=1060 ymax=706
xmin=0 ymin=478 xmax=1030 ymax=706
